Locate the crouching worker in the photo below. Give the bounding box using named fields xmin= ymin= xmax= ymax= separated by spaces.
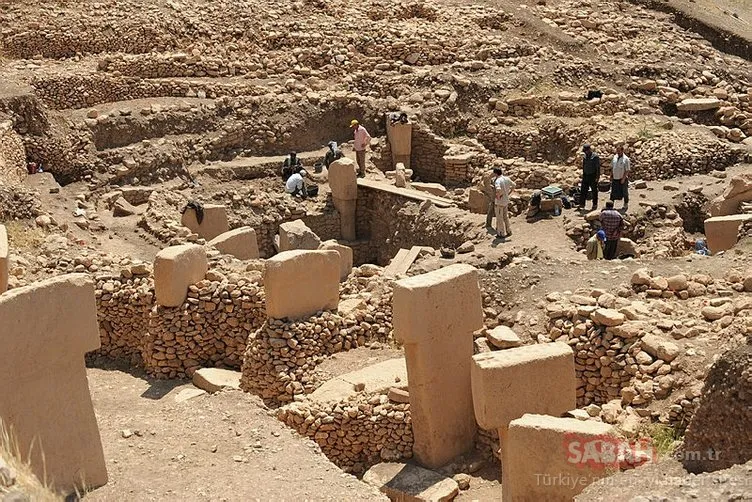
xmin=285 ymin=168 xmax=308 ymax=199
xmin=586 ymin=230 xmax=606 ymax=260
xmin=323 ymin=141 xmax=343 ymax=168
xmin=285 ymin=167 xmax=319 ymax=199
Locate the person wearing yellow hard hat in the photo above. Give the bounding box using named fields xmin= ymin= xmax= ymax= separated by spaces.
xmin=350 ymin=119 xmax=371 ymax=177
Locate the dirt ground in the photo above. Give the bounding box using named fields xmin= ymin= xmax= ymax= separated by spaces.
xmin=84 ymin=359 xmax=386 ymax=502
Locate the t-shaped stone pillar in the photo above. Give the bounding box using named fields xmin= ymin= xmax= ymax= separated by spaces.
xmin=385 ymin=114 xmax=412 ymax=169
xmin=0 ymin=274 xmax=107 ymax=493
xmin=471 ymin=343 xmax=576 ymax=501
xmin=328 ymin=158 xmax=358 ymax=241
xmin=393 ymin=264 xmax=483 ymax=468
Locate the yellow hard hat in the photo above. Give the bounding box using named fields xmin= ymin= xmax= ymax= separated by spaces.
xmin=350 ymin=119 xmax=359 ymax=127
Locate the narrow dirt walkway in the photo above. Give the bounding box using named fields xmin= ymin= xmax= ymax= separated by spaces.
xmin=85 ymin=361 xmax=386 ymax=502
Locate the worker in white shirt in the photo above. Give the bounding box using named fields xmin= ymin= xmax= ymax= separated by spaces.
xmin=285 ymin=169 xmax=308 ymax=198
xmin=611 ymin=144 xmax=631 ymax=211
xmin=350 ymin=119 xmax=372 ymax=177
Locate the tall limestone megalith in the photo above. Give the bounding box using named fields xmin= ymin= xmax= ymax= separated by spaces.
xmin=392 ymin=264 xmax=483 ymax=468
xmin=0 ymin=274 xmax=108 ymax=493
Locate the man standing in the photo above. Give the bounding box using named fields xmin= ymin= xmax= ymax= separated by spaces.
xmin=579 ymin=144 xmax=601 ymax=210
xmin=611 ymin=144 xmax=630 ymax=211
xmin=494 ymin=168 xmax=516 ymax=239
xmin=350 ymin=119 xmax=372 ymax=177
xmin=481 ymin=168 xmax=497 ymax=228
xmin=599 ymin=201 xmax=623 ymax=260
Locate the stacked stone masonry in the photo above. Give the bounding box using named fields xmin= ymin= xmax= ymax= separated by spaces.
xmin=144 ymin=277 xmax=266 ymax=378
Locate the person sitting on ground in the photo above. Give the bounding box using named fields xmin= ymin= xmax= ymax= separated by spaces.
xmin=599 ymin=201 xmax=624 ymax=260
xmin=494 ymin=168 xmax=516 ymax=239
xmin=282 ymin=151 xmax=303 ymax=174
xmin=586 ymin=230 xmax=607 ymax=260
xmin=323 ymin=141 xmax=343 ymax=168
xmin=694 ymin=238 xmax=710 ymax=256
xmin=285 ymin=168 xmax=307 ymax=199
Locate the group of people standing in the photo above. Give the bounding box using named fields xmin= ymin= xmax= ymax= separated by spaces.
xmin=580 ymin=143 xmax=629 ymax=260
xmin=282 ymin=119 xmax=373 ymax=198
xmin=483 ymin=142 xmax=631 ymax=259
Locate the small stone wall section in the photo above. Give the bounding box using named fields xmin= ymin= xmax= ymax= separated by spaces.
xmin=144 ymin=277 xmax=265 ymax=378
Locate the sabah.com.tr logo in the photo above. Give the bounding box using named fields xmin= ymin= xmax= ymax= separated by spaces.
xmin=563 ymin=433 xmax=657 ymax=470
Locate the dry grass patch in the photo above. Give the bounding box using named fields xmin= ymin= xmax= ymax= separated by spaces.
xmin=0 ymin=422 xmax=61 ymax=501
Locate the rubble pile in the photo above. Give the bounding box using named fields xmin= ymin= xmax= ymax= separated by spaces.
xmin=0 ymin=185 xmax=40 ymax=221
xmin=541 ymin=267 xmax=752 ymax=430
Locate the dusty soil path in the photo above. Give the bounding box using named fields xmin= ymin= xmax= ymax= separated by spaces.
xmin=85 ymin=360 xmax=386 ymax=502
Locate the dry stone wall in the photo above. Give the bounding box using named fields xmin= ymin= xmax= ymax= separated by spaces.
xmin=144 ymin=276 xmax=265 ymax=378
xmin=0 ymin=121 xmax=26 ymax=185
xmin=241 ymin=268 xmax=395 ymax=404
xmin=410 ymin=126 xmax=448 ymax=183
xmin=277 ymin=389 xmax=413 ymax=474
xmin=356 ymin=186 xmax=479 ymax=265
xmin=94 ymin=272 xmax=154 ymax=366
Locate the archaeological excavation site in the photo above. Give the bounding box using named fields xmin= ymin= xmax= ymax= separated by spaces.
xmin=1 ymin=0 xmax=752 ymax=500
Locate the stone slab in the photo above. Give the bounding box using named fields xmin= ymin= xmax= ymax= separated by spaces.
xmin=357 ymin=179 xmax=454 ymax=208
xmin=506 ymin=414 xmax=616 ymax=502
xmin=393 ymin=264 xmax=483 ymax=468
xmin=384 ymin=246 xmax=422 ymax=278
xmin=264 ymin=250 xmax=339 ymax=319
xmin=468 ymin=188 xmax=487 ymax=214
xmin=310 ymin=358 xmax=407 ymax=404
xmin=192 ymin=368 xmax=242 ymax=393
xmin=319 ymin=240 xmax=354 ymax=281
xmin=207 ymin=226 xmax=259 ymax=260
xmin=471 ymin=342 xmax=576 ymax=430
xmin=0 ymin=274 xmax=107 ymax=493
xmin=181 ymin=204 xmax=229 ymax=241
xmin=154 ymin=244 xmax=208 ymax=307
xmin=0 ymin=224 xmax=7 ymax=294
xmin=411 ymin=182 xmax=447 ymax=198
xmin=676 ymin=98 xmax=722 ymax=111
xmin=486 ymin=325 xmax=521 ymax=349
xmin=704 ymin=214 xmax=752 ymax=253
xmin=174 ymin=387 xmax=208 ymax=402
xmin=363 ymin=462 xmax=458 ymax=502
xmin=386 ymin=119 xmax=413 ymax=156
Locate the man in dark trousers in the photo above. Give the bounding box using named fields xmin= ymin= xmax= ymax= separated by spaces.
xmin=579 ymin=144 xmax=601 ymax=210
xmin=599 ymin=201 xmax=624 ymax=260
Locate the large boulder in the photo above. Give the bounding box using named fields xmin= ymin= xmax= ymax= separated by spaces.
xmin=278 ymin=219 xmax=321 ymax=252
xmin=640 ymin=334 xmax=680 ymax=362
xmin=709 ymin=173 xmax=752 ymax=217
xmin=682 ymin=344 xmax=752 ymax=473
xmin=363 ymin=462 xmax=459 ymax=502
xmin=207 ymin=227 xmax=259 ymax=260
